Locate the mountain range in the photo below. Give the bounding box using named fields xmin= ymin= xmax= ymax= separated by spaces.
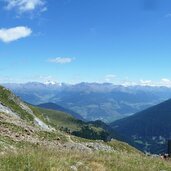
xmin=3 ymin=82 xmax=171 ymax=122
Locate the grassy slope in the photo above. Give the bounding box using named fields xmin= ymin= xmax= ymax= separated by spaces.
xmin=37 ymin=107 xmax=83 ymax=131
xmin=1 ymin=122 xmax=171 ymax=171
xmin=1 ymin=146 xmax=171 ymax=171
xmin=37 ymin=102 xmax=85 ymax=121
xmin=36 ymin=107 xmax=120 ymax=141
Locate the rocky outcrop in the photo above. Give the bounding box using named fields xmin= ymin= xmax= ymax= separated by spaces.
xmin=61 ymin=141 xmax=114 ymax=153
xmin=0 ymin=103 xmax=19 ymax=118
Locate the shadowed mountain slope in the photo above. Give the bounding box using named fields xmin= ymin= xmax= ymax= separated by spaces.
xmin=111 ymin=99 xmax=171 ymax=153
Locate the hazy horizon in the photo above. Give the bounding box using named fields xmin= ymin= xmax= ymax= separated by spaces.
xmin=2 ymin=80 xmax=171 ymax=88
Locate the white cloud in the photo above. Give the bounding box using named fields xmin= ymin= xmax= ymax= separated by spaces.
xmin=161 ymin=78 xmax=171 ymax=82
xmin=160 ymin=78 xmax=171 ymax=87
xmin=0 ymin=26 xmax=32 ymax=43
xmin=120 ymin=78 xmax=171 ymax=87
xmin=48 ymin=57 xmax=75 ymax=64
xmin=4 ymin=0 xmax=45 ymax=13
xmin=139 ymin=79 xmax=153 ymax=86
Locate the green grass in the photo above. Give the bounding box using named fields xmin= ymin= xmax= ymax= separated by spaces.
xmin=37 ymin=107 xmax=112 ymax=141
xmin=37 ymin=130 xmax=68 ymax=143
xmin=0 ymin=146 xmax=171 ymax=171
xmin=37 ymin=107 xmax=108 ymax=133
xmin=37 ymin=107 xmax=83 ymax=131
xmin=0 ymin=135 xmax=38 ymax=151
xmin=0 ymin=121 xmax=25 ymax=134
xmin=107 ymin=140 xmax=142 ymax=154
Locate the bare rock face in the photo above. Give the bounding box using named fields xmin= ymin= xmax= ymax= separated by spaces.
xmin=0 ymin=103 xmax=19 ymax=118
xmin=34 ymin=117 xmax=52 ymax=131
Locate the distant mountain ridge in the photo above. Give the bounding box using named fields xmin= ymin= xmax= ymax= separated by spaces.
xmin=110 ymin=99 xmax=171 ymax=154
xmin=37 ymin=102 xmax=85 ymax=121
xmin=3 ymin=82 xmax=171 ymax=122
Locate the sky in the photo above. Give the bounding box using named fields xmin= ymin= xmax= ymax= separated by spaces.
xmin=1 ymin=0 xmax=171 ymax=86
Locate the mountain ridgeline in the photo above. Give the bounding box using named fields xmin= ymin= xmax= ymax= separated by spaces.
xmin=111 ymin=99 xmax=171 ymax=154
xmin=3 ymin=82 xmax=171 ymax=123
xmin=37 ymin=102 xmax=85 ymax=121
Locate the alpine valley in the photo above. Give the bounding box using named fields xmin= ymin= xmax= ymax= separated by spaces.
xmin=3 ymin=82 xmax=171 ymax=123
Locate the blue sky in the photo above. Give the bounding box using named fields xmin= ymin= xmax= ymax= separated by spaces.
xmin=1 ymin=0 xmax=171 ymax=86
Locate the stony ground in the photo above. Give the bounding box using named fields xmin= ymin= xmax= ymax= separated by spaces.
xmin=0 ymin=111 xmax=117 ymax=155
